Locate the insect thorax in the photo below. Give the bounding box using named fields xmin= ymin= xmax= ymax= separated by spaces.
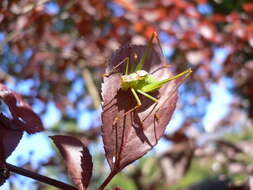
xmin=120 ymin=70 xmax=155 ymax=91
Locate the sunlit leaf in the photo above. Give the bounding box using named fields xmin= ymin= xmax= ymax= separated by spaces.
xmin=101 ymin=44 xmax=188 ymax=173
xmin=51 ymin=135 xmax=93 ymax=190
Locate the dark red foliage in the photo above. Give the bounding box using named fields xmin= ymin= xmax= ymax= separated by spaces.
xmin=0 ymin=83 xmax=43 ymax=164
xmin=101 ymin=44 xmax=188 ymax=173
xmin=0 ymin=84 xmax=44 ymax=134
xmin=50 ymin=135 xmax=93 ymax=190
xmin=0 ymin=126 xmax=23 ymax=161
xmin=0 ymin=163 xmax=10 ymax=186
xmin=243 ymin=3 xmax=253 ymax=12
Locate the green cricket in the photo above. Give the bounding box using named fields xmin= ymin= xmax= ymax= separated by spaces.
xmin=105 ymin=32 xmax=192 ymax=125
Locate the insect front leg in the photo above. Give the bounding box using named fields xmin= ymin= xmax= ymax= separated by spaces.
xmin=113 ymin=88 xmax=142 ymax=125
xmin=103 ymin=57 xmax=130 ymax=77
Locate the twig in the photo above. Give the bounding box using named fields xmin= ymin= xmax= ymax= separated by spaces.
xmin=6 ymin=163 xmax=78 ymax=190
xmin=98 ymin=171 xmax=117 ymax=190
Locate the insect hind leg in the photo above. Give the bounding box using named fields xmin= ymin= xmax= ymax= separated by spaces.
xmin=113 ymin=88 xmax=141 ymax=125
xmin=136 ymin=89 xmax=158 ymax=103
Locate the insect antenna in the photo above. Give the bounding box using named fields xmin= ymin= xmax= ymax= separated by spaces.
xmin=153 ymin=32 xmax=167 ymax=66
xmin=129 ymin=53 xmax=138 ymax=73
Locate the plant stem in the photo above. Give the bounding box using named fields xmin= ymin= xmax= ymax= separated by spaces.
xmin=98 ymin=171 xmax=117 ymax=190
xmin=81 ymin=63 xmax=101 ymax=110
xmin=6 ymin=163 xmax=77 ymax=190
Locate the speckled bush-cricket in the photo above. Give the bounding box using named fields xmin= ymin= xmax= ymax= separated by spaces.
xmin=104 ymin=32 xmax=192 ymax=124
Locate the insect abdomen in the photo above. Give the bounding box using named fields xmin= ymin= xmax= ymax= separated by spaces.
xmin=139 ymin=75 xmax=160 ymax=92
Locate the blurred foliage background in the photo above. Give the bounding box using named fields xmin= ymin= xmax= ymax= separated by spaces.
xmin=1 ymin=0 xmax=253 ymax=189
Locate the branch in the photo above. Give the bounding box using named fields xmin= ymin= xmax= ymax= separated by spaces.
xmin=6 ymin=163 xmax=78 ymax=190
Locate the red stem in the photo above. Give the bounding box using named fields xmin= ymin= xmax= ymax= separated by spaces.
xmin=98 ymin=171 xmax=117 ymax=190
xmin=6 ymin=163 xmax=77 ymax=190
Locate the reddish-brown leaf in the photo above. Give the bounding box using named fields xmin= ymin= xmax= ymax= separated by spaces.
xmin=0 ymin=124 xmax=23 ymax=161
xmin=0 ymin=83 xmax=41 ymax=163
xmin=211 ymin=14 xmax=226 ymax=23
xmin=243 ymin=3 xmax=253 ymax=12
xmin=113 ymin=0 xmax=137 ymax=12
xmin=50 ymin=135 xmax=93 ymax=190
xmin=0 ymin=145 xmax=3 ymax=164
xmin=0 ymin=83 xmax=44 ymax=134
xmin=101 ymin=45 xmax=188 ymax=172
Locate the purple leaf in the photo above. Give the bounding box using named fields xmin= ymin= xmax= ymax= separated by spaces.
xmin=50 ymin=135 xmax=93 ymax=190
xmin=0 ymin=83 xmax=44 ymax=134
xmin=0 ymin=123 xmax=23 ymax=161
xmin=101 ymin=45 xmax=188 ymax=173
